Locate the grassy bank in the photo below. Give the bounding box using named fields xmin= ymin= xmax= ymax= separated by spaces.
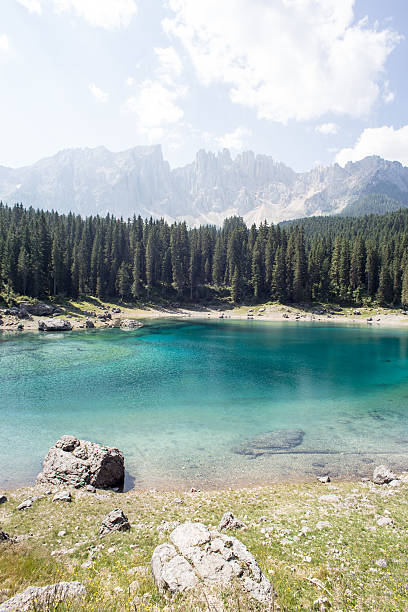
xmin=1 ymin=478 xmax=408 ymax=610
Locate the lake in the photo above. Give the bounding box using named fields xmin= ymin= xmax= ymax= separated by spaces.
xmin=1 ymin=319 xmax=408 ymax=490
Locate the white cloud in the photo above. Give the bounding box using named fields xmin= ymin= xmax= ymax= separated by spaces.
xmin=15 ymin=0 xmax=42 ymax=13
xmin=164 ymin=0 xmax=400 ymax=123
xmin=17 ymin=0 xmax=138 ymax=29
xmin=0 ymin=34 xmax=10 ymax=56
xmin=216 ymin=126 xmax=252 ymax=150
xmin=383 ymin=80 xmax=395 ymax=104
xmin=89 ymin=82 xmax=109 ymax=103
xmin=123 ymin=80 xmax=186 ymax=128
xmin=336 ymin=125 xmax=408 ymax=166
xmin=315 ymin=122 xmax=339 ymax=136
xmin=154 ymin=46 xmax=183 ymax=82
xmin=126 ymin=77 xmax=135 ymax=87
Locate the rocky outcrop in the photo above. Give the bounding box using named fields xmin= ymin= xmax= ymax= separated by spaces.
xmin=0 ymin=144 xmax=407 ymax=225
xmin=99 ymin=509 xmax=130 ymax=537
xmin=0 ymin=582 xmax=86 ymax=612
xmin=38 ymin=319 xmax=72 ymax=331
xmin=120 ymin=319 xmax=143 ymax=329
xmin=232 ymin=429 xmax=305 ymax=457
xmin=373 ymin=465 xmax=398 ymax=485
xmin=151 ymin=522 xmax=273 ymax=604
xmin=36 ymin=435 xmax=125 ymax=489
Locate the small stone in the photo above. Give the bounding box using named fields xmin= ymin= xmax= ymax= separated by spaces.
xmin=317 ymin=475 xmax=330 ymax=484
xmin=218 ymin=511 xmax=247 ymax=530
xmin=17 ymin=499 xmax=33 ymax=510
xmin=52 ymin=491 xmax=72 ymax=503
xmin=99 ymin=508 xmax=130 ymax=537
xmin=318 ymin=494 xmax=339 ymax=503
xmin=0 ymin=531 xmax=10 ymax=541
xmin=58 ymin=530 xmax=66 ymax=537
xmin=373 ymin=465 xmax=398 ymax=485
xmin=313 ymin=596 xmax=331 ymax=610
xmin=173 ymin=498 xmax=183 ymax=505
xmin=86 ymin=485 xmax=96 ymax=493
xmin=316 ymin=521 xmax=332 ymax=530
xmin=377 ymin=516 xmax=394 ymax=527
xmin=0 ymin=495 xmax=7 ymax=505
xmin=108 ymin=547 xmax=115 ymax=553
xmin=389 ymin=479 xmax=401 ymax=487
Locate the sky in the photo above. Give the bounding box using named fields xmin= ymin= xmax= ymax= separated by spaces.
xmin=0 ymin=0 xmax=407 ymax=171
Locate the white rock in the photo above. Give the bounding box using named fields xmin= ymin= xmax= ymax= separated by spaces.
xmin=316 ymin=521 xmax=332 ymax=530
xmin=17 ymin=499 xmax=33 ymax=510
xmin=0 ymin=582 xmax=86 ymax=611
xmin=373 ymin=465 xmax=398 ymax=485
xmin=377 ymin=516 xmax=394 ymax=527
xmin=318 ymin=494 xmax=339 ymax=503
xmin=151 ymin=522 xmax=274 ymax=604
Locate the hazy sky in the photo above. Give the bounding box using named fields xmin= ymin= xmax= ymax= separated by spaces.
xmin=1 ymin=0 xmax=407 ymax=170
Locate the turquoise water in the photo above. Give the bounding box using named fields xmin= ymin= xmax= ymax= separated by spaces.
xmin=1 ymin=319 xmax=408 ymax=489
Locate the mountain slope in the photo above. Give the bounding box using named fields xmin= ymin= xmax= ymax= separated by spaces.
xmin=1 ymin=146 xmax=407 ymax=224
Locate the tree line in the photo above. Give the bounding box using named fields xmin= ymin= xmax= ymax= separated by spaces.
xmin=1 ymin=202 xmax=408 ymax=306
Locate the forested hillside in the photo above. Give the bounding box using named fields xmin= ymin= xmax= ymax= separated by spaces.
xmin=1 ymin=202 xmax=408 ymax=307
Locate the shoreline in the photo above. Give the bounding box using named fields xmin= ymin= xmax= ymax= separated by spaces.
xmin=2 ymin=301 xmax=408 ymax=333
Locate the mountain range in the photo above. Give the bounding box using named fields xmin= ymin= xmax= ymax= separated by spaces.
xmin=1 ymin=145 xmax=407 ymax=225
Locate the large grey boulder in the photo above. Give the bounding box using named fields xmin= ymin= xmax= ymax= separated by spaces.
xmin=151 ymin=522 xmax=273 ymax=605
xmin=0 ymin=582 xmax=86 ymax=611
xmin=36 ymin=435 xmax=125 ymax=489
xmin=373 ymin=465 xmax=398 ymax=485
xmin=99 ymin=508 xmax=131 ymax=537
xmin=38 ymin=318 xmax=72 ymax=331
xmin=20 ymin=302 xmax=55 ymax=316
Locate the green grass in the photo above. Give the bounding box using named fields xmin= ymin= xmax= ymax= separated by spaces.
xmin=1 ymin=479 xmax=408 ymax=610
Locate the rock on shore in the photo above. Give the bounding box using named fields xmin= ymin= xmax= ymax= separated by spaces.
xmin=38 ymin=319 xmax=72 ymax=331
xmin=36 ymin=435 xmax=124 ymax=489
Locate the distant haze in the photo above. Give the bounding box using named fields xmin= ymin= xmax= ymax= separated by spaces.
xmin=1 ymin=146 xmax=407 ymax=225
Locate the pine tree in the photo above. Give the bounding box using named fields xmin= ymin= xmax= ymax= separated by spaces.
xmin=116 ymin=261 xmax=130 ymax=300
xmin=131 ymin=243 xmax=142 ymax=300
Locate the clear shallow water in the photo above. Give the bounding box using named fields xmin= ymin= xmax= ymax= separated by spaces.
xmin=1 ymin=319 xmax=408 ymax=489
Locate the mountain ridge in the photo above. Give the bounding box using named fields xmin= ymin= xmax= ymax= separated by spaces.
xmin=1 ymin=145 xmax=407 ymax=225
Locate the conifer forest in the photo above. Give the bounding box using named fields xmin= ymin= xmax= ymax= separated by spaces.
xmin=1 ymin=202 xmax=408 ymax=306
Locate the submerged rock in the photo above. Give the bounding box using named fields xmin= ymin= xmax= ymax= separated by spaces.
xmin=0 ymin=582 xmax=86 ymax=612
xmin=99 ymin=508 xmax=131 ymax=537
xmin=232 ymin=429 xmax=305 ymax=456
xmin=151 ymin=522 xmax=274 ymax=604
xmin=36 ymin=435 xmax=125 ymax=489
xmin=373 ymin=465 xmax=398 ymax=485
xmin=120 ymin=319 xmax=143 ymax=330
xmin=38 ymin=319 xmax=72 ymax=331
